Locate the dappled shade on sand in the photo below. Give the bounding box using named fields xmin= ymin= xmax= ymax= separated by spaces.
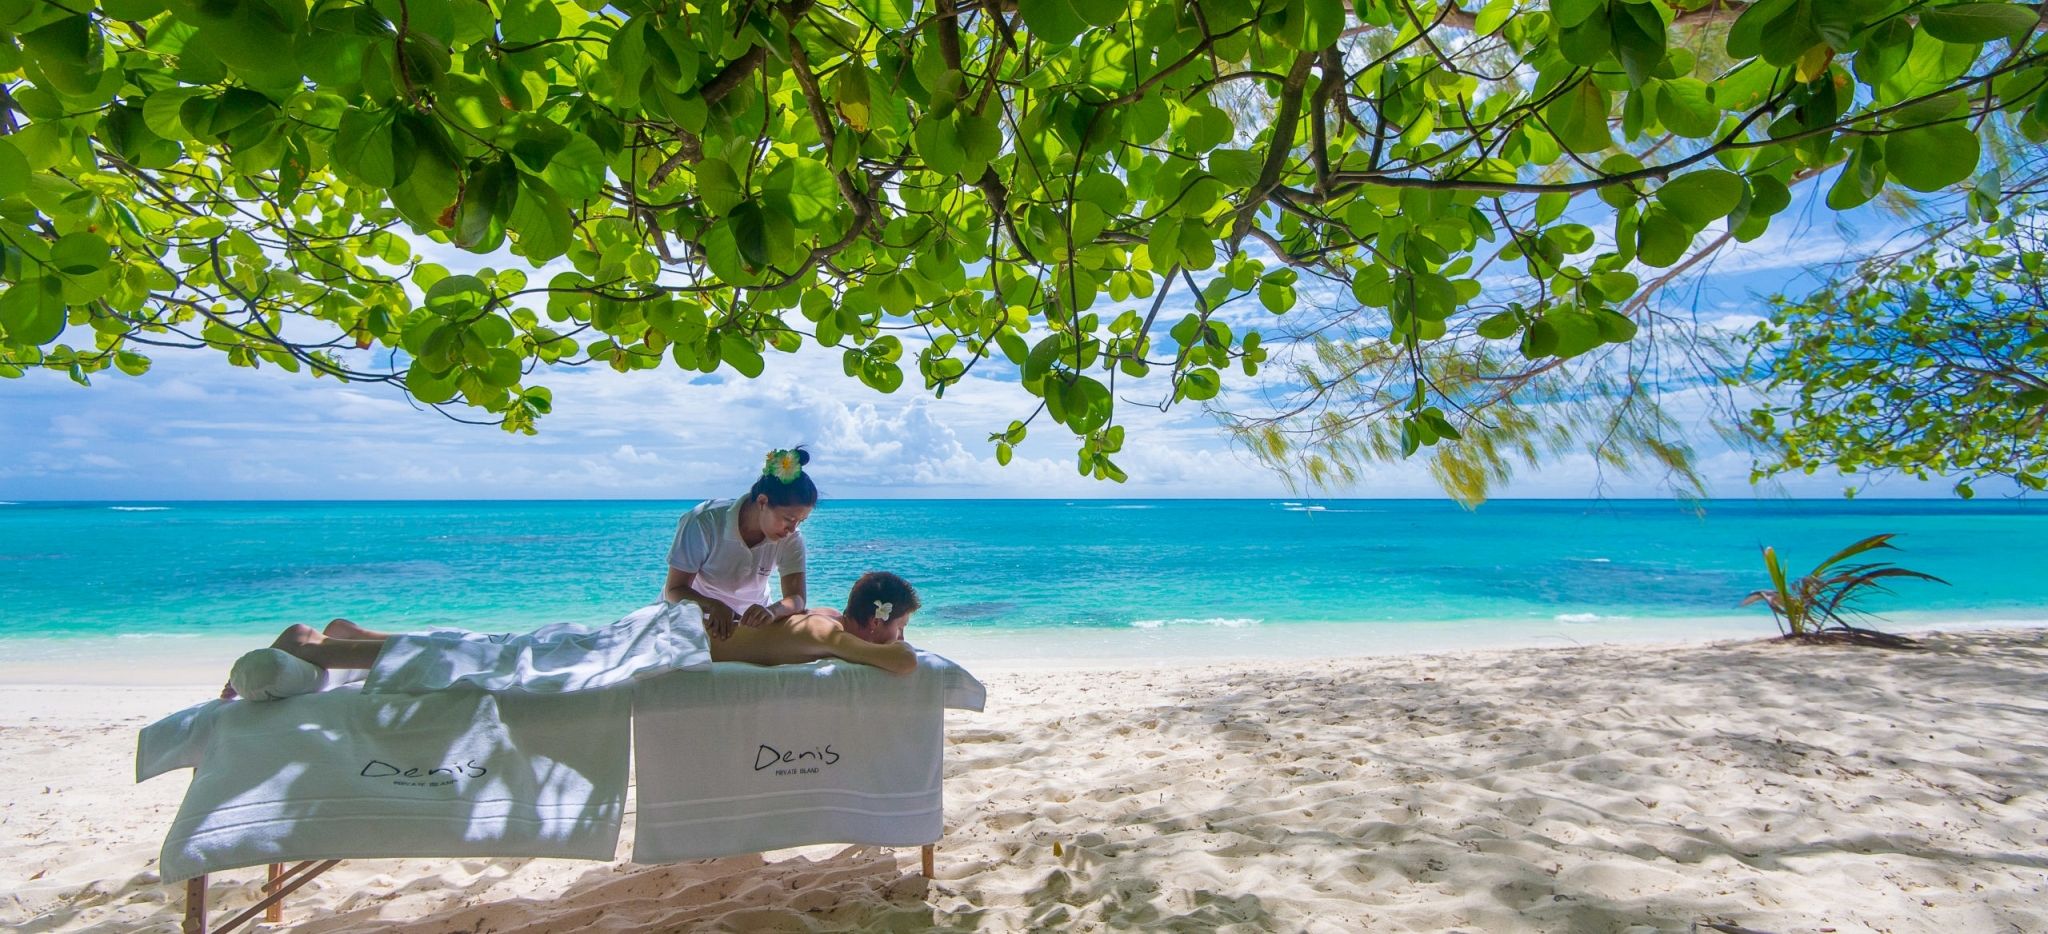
xmin=6 ymin=630 xmax=2047 ymax=931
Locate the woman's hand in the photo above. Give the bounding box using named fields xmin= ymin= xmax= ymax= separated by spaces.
xmin=700 ymin=601 xmax=738 ymax=640
xmin=740 ymin=604 xmax=777 ymax=629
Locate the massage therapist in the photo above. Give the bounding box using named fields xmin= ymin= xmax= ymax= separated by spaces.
xmin=661 ymin=447 xmax=816 ymax=640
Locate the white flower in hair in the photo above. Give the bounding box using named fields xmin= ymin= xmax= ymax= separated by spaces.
xmin=872 ymin=600 xmax=893 ymax=622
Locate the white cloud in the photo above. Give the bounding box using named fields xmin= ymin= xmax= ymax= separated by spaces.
xmin=0 ymin=179 xmax=1982 ymax=503
xmin=611 ymin=444 xmax=661 ymax=464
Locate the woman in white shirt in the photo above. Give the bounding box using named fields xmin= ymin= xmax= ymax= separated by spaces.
xmin=661 ymin=447 xmax=816 ymax=640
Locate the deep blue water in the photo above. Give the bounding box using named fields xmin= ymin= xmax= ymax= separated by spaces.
xmin=0 ymin=499 xmax=2042 ymax=641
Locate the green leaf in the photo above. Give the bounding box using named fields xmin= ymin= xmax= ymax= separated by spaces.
xmin=1655 ymin=169 xmax=1744 ymax=226
xmin=425 ymin=275 xmax=491 ymax=315
xmin=405 ymin=365 xmax=460 ymax=404
xmin=1655 ymin=78 xmax=1719 ymax=138
xmin=1557 ymin=5 xmax=1613 ymax=66
xmin=1885 ymin=122 xmax=1980 ymax=191
xmin=454 ymin=159 xmax=516 ymax=250
xmin=1593 ymin=308 xmax=1638 ymax=343
xmin=1636 ymin=205 xmax=1691 ymax=267
xmin=695 ymin=157 xmax=746 ymax=215
xmin=1286 ymin=0 xmax=1347 ymax=51
xmin=1854 ymin=19 xmax=1914 ymax=88
xmin=0 ymin=139 xmax=28 ymax=198
xmin=1756 ymin=0 xmax=1823 ymax=67
xmin=1918 ymin=3 xmax=2038 ymax=44
xmin=1258 ymin=280 xmax=1297 ymax=313
xmin=1476 ymin=311 xmax=1520 ymax=339
xmin=959 ymin=109 xmax=1003 ymax=168
xmin=51 ymin=233 xmax=110 ymax=274
xmin=914 ymin=115 xmax=967 ymax=176
xmin=729 ymin=200 xmax=774 ymax=269
xmin=1063 ymin=375 xmax=1112 ymax=433
xmin=767 ymin=157 xmax=838 ymax=226
xmin=1552 ymin=0 xmax=1603 ymax=29
xmin=719 ymin=332 xmax=766 ymax=378
xmin=1208 ymin=149 xmax=1263 ymax=188
xmin=509 ymin=175 xmax=573 ymax=261
xmin=19 ymin=16 xmax=99 ymax=97
xmin=0 ymin=278 xmax=67 ymax=345
xmin=1545 ymin=81 xmax=1613 ymax=153
xmin=1016 ymin=0 xmax=1090 ymax=47
xmin=1610 ymin=1 xmax=1667 ymax=88
xmin=1474 ymin=0 xmax=1515 ymax=36
xmin=333 ymin=108 xmax=414 ymax=188
xmin=499 ymin=0 xmax=563 ymax=44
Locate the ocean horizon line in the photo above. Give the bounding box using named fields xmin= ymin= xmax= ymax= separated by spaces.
xmin=0 ymin=494 xmax=2026 ymax=505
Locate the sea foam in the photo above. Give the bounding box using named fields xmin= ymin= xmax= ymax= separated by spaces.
xmin=1131 ymin=617 xmax=1262 ymax=629
xmin=1554 ymin=613 xmax=1632 ymax=623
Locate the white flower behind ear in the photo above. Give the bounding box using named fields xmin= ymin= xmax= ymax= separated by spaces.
xmin=873 ymin=600 xmax=893 ymax=622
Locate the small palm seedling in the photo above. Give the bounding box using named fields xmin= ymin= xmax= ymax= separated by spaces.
xmin=1741 ymin=533 xmax=1947 ymax=648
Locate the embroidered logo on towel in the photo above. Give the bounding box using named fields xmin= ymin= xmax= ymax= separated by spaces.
xmin=753 ymin=744 xmax=839 ymax=776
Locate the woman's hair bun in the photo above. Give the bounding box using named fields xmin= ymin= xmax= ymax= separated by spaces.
xmin=793 ymin=447 xmax=811 ymax=466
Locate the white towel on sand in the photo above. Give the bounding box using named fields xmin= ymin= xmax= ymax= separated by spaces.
xmin=138 ymin=686 xmax=630 ymax=883
xmin=630 ymin=650 xmax=985 ymax=864
xmin=364 ymin=602 xmax=710 ymax=694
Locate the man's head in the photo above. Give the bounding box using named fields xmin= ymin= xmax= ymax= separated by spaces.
xmin=845 ymin=571 xmax=920 ymax=645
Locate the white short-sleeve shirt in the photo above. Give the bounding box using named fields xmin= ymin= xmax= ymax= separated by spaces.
xmin=666 ymin=498 xmax=807 ymax=612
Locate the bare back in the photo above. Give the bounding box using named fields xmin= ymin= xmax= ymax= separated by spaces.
xmin=707 ymin=611 xmax=916 ymax=674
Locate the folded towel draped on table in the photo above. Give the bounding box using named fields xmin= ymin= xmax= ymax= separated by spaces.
xmin=632 ymin=651 xmax=986 ymax=863
xmin=139 ymin=686 xmax=631 ymax=883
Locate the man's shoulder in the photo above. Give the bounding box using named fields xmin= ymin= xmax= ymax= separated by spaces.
xmin=791 ymin=611 xmax=847 ymax=637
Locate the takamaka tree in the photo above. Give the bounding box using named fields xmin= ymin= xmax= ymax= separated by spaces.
xmin=3 ymin=0 xmax=2045 ymax=483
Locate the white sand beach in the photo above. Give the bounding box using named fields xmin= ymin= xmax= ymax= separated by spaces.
xmin=4 ymin=628 xmax=2045 ymax=932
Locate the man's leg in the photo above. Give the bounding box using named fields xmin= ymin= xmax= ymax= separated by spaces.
xmin=222 ymin=623 xmax=389 ymax=699
xmin=322 ymin=618 xmax=392 ymax=641
xmin=273 ymin=624 xmax=386 ymax=669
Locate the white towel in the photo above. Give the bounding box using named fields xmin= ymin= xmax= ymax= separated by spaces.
xmin=630 ymin=650 xmax=985 ymax=864
xmin=138 ymin=686 xmax=630 ymax=883
xmin=365 ymin=602 xmax=710 ymax=694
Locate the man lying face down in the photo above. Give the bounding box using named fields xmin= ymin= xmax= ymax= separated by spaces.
xmin=707 ymin=571 xmax=920 ymax=675
xmin=221 ymin=572 xmax=923 ymax=699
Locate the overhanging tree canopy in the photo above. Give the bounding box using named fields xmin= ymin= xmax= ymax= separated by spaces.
xmin=3 ymin=0 xmax=2044 ymax=482
xmin=1746 ymin=205 xmax=2048 ymax=498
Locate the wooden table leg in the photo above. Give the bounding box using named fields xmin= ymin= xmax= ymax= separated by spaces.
xmin=183 ymin=875 xmax=208 ymax=934
xmin=921 ymin=844 xmax=934 ymax=879
xmin=265 ymin=863 xmax=283 ymax=923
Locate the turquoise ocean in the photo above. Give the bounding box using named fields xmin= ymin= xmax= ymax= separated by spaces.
xmin=2 ymin=499 xmax=2045 ymax=668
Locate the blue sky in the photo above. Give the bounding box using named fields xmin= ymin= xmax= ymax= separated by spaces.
xmin=0 ymin=187 xmax=1986 ymax=502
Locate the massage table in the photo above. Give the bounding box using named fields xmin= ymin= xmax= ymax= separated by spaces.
xmin=137 ymin=652 xmax=985 ymax=934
